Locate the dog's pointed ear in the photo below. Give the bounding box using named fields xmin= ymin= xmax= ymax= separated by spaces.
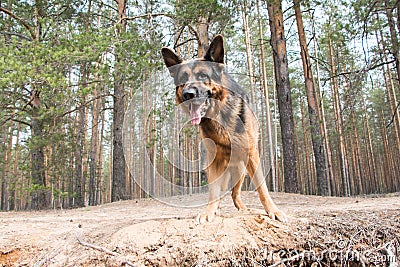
xmin=161 ymin=47 xmax=182 ymax=76
xmin=204 ymin=35 xmax=224 ymax=63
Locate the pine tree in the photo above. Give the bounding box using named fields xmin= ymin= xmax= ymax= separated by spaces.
xmin=293 ymin=0 xmax=328 ymax=195
xmin=266 ymin=0 xmax=298 ymax=193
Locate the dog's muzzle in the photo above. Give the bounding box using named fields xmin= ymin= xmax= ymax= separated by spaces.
xmin=182 ymin=88 xmax=197 ymax=102
xmin=182 ymin=87 xmax=211 ymax=125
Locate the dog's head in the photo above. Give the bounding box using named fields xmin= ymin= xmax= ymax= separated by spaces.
xmin=161 ymin=35 xmax=228 ymax=125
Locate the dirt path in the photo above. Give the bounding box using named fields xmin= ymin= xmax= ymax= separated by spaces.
xmin=1 ymin=192 xmax=399 ymax=266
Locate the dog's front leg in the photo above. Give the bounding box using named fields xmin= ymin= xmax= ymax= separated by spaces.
xmin=247 ymin=153 xmax=288 ymax=223
xmin=196 ymin=179 xmax=222 ymax=223
xmin=196 ymin=161 xmax=228 ymax=224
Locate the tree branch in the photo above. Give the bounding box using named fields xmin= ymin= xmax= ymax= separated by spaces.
xmin=61 ymin=93 xmax=113 ymax=117
xmin=67 ymin=79 xmax=105 ymax=88
xmin=187 ymin=24 xmax=201 ymax=53
xmin=321 ymin=59 xmax=396 ymax=81
xmin=0 ymin=116 xmax=31 ymax=127
xmin=116 ymin=12 xmax=175 ymax=25
xmin=173 ymin=26 xmax=186 ymax=49
xmin=174 ymin=38 xmax=198 ymax=49
xmin=12 ymin=118 xmax=30 ymax=127
xmin=0 ymin=7 xmax=36 ymax=40
xmin=1 ymin=31 xmax=32 ymax=41
xmin=387 ymin=101 xmax=400 ymax=128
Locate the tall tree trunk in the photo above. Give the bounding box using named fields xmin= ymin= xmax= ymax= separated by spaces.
xmin=328 ymin=35 xmax=350 ymax=196
xmin=242 ymin=1 xmax=256 ymax=106
xmin=375 ymin=16 xmax=400 ymax=164
xmin=27 ymin=0 xmax=47 ymax=210
xmin=89 ymin=89 xmax=100 ymax=206
xmin=294 ymin=0 xmax=328 ymax=195
xmin=1 ymin=127 xmax=10 ymax=210
xmin=10 ymin=122 xmax=21 ymax=210
xmin=384 ymin=0 xmax=400 ymax=89
xmin=272 ymin=72 xmax=281 ymax=189
xmin=312 ymin=19 xmax=335 ymax=195
xmin=378 ymin=110 xmax=393 ymax=192
xmin=2 ymin=1 xmax=13 ymax=210
xmin=74 ymin=66 xmax=88 ymax=207
xmin=112 ymin=0 xmax=128 ymax=202
xmin=350 ymin=111 xmax=364 ymax=194
xmin=72 ymin=0 xmax=92 ymax=208
xmin=299 ymin=98 xmax=311 ymax=194
xmin=98 ymin=104 xmax=105 ymax=204
xmin=30 ymin=90 xmax=47 ymax=209
xmin=363 ymin=100 xmax=378 ymax=193
xmin=74 ymin=106 xmax=86 ymax=207
xmin=267 ymin=0 xmax=298 ymax=193
xmin=257 ymin=0 xmax=276 ymax=191
xmin=6 ymin=126 xmax=13 ymax=210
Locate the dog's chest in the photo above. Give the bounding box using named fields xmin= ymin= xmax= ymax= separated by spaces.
xmin=199 ymin=118 xmax=231 ymax=148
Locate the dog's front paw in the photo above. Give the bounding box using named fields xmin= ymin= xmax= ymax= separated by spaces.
xmin=268 ymin=209 xmax=288 ymax=223
xmin=196 ymin=211 xmax=216 ymax=224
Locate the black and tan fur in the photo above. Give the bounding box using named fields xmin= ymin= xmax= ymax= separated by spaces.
xmin=162 ymin=35 xmax=287 ymax=223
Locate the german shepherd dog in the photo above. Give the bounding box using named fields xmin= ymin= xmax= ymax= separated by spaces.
xmin=161 ymin=35 xmax=287 ymax=223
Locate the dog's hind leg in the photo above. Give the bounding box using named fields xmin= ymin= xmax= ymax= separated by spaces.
xmin=229 ymin=162 xmax=247 ymax=211
xmin=246 ymin=151 xmax=288 ymax=222
xmin=232 ymin=174 xmax=246 ymax=211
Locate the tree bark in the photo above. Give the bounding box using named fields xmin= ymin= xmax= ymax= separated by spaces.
xmin=112 ymin=0 xmax=128 ymax=202
xmin=376 ymin=15 xmax=400 ymax=165
xmin=257 ymin=0 xmax=276 ymax=191
xmin=196 ymin=17 xmax=209 ymax=57
xmin=10 ymin=122 xmax=20 ymax=210
xmin=299 ymin=98 xmax=311 ymax=194
xmin=363 ymin=100 xmax=378 ymax=193
xmin=1 ymin=127 xmax=10 ymax=210
xmin=328 ymin=34 xmax=350 ymax=196
xmin=312 ymin=17 xmax=335 ymax=195
xmin=89 ymin=89 xmax=100 ymax=205
xmin=30 ymin=90 xmax=47 ymax=209
xmin=74 ymin=64 xmax=88 ymax=207
xmin=384 ymin=0 xmax=400 ymax=89
xmin=74 ymin=105 xmax=86 ymax=207
xmin=378 ymin=111 xmax=392 ymax=192
xmin=242 ymin=1 xmax=256 ymax=106
xmin=293 ymin=0 xmax=328 ymax=195
xmin=267 ymin=0 xmax=298 ymax=193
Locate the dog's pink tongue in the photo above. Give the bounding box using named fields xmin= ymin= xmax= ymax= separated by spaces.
xmin=189 ymin=105 xmax=202 ymax=125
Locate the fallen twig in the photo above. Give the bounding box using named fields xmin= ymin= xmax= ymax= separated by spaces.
xmin=269 ymin=252 xmax=305 ymax=267
xmin=33 ymin=245 xmax=64 ymax=267
xmin=76 ymin=234 xmax=136 ymax=267
xmin=76 ymin=235 xmax=118 ymax=257
xmin=133 ymin=215 xmax=193 ymax=221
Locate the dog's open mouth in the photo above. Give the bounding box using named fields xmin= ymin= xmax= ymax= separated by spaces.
xmin=187 ymin=99 xmax=208 ymax=125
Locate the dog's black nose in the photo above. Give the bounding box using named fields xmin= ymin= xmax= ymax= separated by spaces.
xmin=182 ymin=88 xmax=196 ymax=101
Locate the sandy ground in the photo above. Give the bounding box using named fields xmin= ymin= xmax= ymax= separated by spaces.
xmin=1 ymin=192 xmax=399 ymax=266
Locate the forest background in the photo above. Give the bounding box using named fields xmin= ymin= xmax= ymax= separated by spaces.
xmin=1 ymin=0 xmax=399 ymax=211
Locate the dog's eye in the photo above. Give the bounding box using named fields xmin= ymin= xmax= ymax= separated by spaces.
xmin=179 ymin=73 xmax=188 ymax=84
xmin=198 ymin=72 xmax=208 ymax=80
